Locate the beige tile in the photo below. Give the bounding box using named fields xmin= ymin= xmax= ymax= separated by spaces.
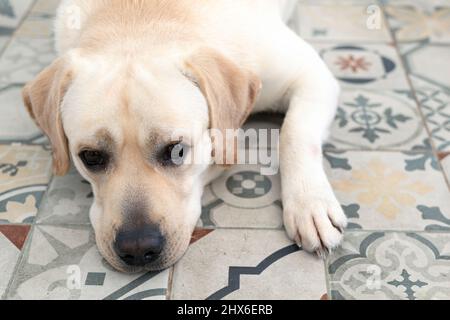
xmin=293 ymin=4 xmax=392 ymax=42
xmin=325 ymin=151 xmax=450 ymax=231
xmin=385 ymin=4 xmax=450 ymax=43
xmin=172 ymin=229 xmax=327 ymax=300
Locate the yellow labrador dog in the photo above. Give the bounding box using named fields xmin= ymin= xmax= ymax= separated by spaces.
xmin=23 ymin=0 xmax=347 ymax=273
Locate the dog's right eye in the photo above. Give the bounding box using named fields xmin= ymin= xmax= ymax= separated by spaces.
xmin=79 ymin=150 xmax=109 ymax=172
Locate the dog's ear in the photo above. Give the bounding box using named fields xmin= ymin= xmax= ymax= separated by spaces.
xmin=184 ymin=48 xmax=261 ymax=165
xmin=22 ymin=57 xmax=73 ymax=176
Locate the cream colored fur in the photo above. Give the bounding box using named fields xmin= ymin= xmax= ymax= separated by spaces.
xmin=23 ymin=0 xmax=347 ymax=272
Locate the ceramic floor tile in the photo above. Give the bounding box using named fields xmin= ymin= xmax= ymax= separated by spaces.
xmin=413 ymin=81 xmax=450 ymax=152
xmin=0 ymin=83 xmax=45 ymax=144
xmin=380 ymin=0 xmax=450 ymax=7
xmin=291 ymin=3 xmax=392 ymax=43
xmin=8 ymin=224 xmax=170 ymax=300
xmin=171 ymin=229 xmax=327 ymax=300
xmin=0 ymin=225 xmax=30 ymax=297
xmin=0 ymin=36 xmax=8 ymax=51
xmin=313 ymin=43 xmax=410 ymax=90
xmin=201 ymin=164 xmax=282 ymax=229
xmin=36 ymin=167 xmax=93 ymax=225
xmin=0 ymin=37 xmax=56 ymax=84
xmin=0 ymin=144 xmax=52 ymax=224
xmin=325 ymin=150 xmax=450 ymax=231
xmin=15 ymin=0 xmax=59 ymax=38
xmin=328 ymin=89 xmax=428 ymax=151
xmin=15 ymin=14 xmax=54 ymax=38
xmin=0 ymin=0 xmax=35 ymax=37
xmin=29 ymin=0 xmax=60 ymax=17
xmin=327 ymin=231 xmax=450 ymax=300
xmin=441 ymin=153 xmax=450 ymax=182
xmin=400 ymin=42 xmax=450 ymax=91
xmin=385 ymin=4 xmax=450 ymax=43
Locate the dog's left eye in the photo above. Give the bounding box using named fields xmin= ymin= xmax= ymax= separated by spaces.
xmin=79 ymin=150 xmax=109 ymax=171
xmin=160 ymin=143 xmax=188 ymax=167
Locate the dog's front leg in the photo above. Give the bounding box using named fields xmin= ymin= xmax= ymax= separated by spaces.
xmin=280 ymin=48 xmax=347 ymax=257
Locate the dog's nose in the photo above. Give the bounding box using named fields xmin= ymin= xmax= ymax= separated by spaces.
xmin=114 ymin=225 xmax=164 ymax=266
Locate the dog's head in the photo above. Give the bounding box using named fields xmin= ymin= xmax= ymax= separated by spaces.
xmin=23 ymin=48 xmax=260 ymax=272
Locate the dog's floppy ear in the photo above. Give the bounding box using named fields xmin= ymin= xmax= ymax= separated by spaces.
xmin=184 ymin=48 xmax=261 ymax=164
xmin=22 ymin=57 xmax=73 ymax=176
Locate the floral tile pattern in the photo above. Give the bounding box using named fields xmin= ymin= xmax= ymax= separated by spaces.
xmin=0 ymin=0 xmax=449 ymax=301
xmin=171 ymin=229 xmax=327 ymax=300
xmin=385 ymin=4 xmax=450 ymax=43
xmin=313 ymin=43 xmax=410 ymax=90
xmin=7 ymin=224 xmax=170 ymax=300
xmin=0 ymin=144 xmax=52 ymax=224
xmin=328 ymin=89 xmax=428 ymax=150
xmin=327 ymin=231 xmax=450 ymax=300
xmin=326 ymin=151 xmax=450 ymax=231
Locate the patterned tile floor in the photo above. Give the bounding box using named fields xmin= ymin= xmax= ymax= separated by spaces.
xmin=0 ymin=0 xmax=449 ymax=300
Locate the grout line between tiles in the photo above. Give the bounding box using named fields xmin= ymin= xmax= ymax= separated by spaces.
xmin=0 ymin=0 xmax=38 ymax=58
xmin=2 ymin=223 xmax=36 ymax=300
xmin=166 ymin=266 xmax=175 ymax=300
xmin=380 ymin=4 xmax=450 ymax=192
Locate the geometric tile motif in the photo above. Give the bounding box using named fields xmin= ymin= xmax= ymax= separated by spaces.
xmin=326 ymin=151 xmax=450 ymax=231
xmin=314 ymin=43 xmax=410 ymax=90
xmin=0 ymin=224 xmax=31 ymax=249
xmin=415 ymin=86 xmax=450 ymax=152
xmin=171 ymin=229 xmax=327 ymax=300
xmin=7 ymin=225 xmax=170 ymax=300
xmin=0 ymin=235 xmax=19 ymax=297
xmin=329 ymin=89 xmax=428 ymax=150
xmin=327 ymin=231 xmax=450 ymax=300
xmin=0 ymin=144 xmax=52 ymax=224
xmin=400 ymin=42 xmax=450 ymax=92
xmin=0 ymin=225 xmax=28 ymax=298
xmin=201 ymin=164 xmax=283 ymax=229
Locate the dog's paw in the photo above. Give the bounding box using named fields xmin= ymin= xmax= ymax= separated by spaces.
xmin=283 ymin=193 xmax=347 ymax=258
